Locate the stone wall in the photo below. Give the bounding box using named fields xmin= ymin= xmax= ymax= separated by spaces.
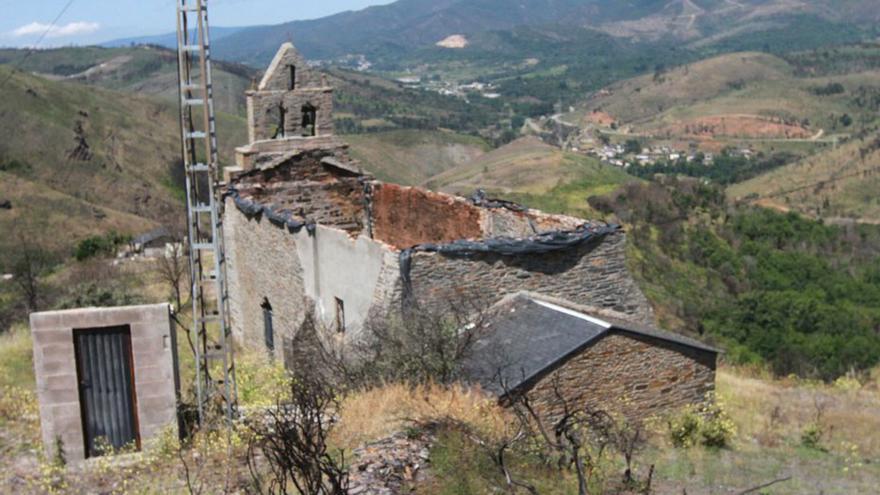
xmin=258 ymin=42 xmax=324 ymax=91
xmin=407 ymin=232 xmax=655 ymax=324
xmin=525 ymin=331 xmax=716 ymax=422
xmin=224 ymin=200 xmax=308 ymax=352
xmin=224 ymin=202 xmax=401 ymax=351
xmin=248 ymin=89 xmax=334 ymax=142
xmin=29 ymin=304 xmax=179 ymax=462
xmin=246 ymin=42 xmax=333 ymax=143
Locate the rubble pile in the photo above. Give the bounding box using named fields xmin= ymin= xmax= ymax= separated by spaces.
xmin=348 ymin=431 xmax=434 ymax=494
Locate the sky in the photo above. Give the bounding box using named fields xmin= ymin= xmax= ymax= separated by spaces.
xmin=0 ymin=0 xmax=396 ymax=48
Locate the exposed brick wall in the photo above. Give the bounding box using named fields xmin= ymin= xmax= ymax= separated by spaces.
xmin=407 ymin=232 xmax=655 ymax=325
xmin=525 ymin=332 xmax=716 ymax=422
xmin=371 ymin=183 xmax=484 ymax=249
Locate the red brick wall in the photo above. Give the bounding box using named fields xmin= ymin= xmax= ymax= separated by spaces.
xmin=524 ymin=331 xmax=716 ymax=423
xmin=371 ymin=183 xmax=483 ymax=249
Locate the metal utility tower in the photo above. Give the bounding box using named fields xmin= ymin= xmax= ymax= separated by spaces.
xmin=175 ymin=0 xmax=237 ymax=424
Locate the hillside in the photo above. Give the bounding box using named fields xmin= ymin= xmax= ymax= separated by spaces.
xmin=0 ymin=66 xmax=246 ymax=258
xmin=345 ymin=130 xmax=490 ymax=185
xmin=0 ymin=46 xmax=255 ymax=116
xmin=206 ymin=0 xmax=880 ymax=66
xmin=581 ymin=51 xmax=880 ymax=143
xmin=429 ymin=136 xmax=635 ymax=217
xmin=729 ymin=130 xmax=880 ymax=221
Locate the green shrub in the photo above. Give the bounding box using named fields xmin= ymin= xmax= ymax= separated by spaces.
xmin=801 ymin=422 xmax=824 ymax=450
xmin=668 ymin=395 xmax=737 ymax=449
xmin=74 ymin=231 xmax=130 ymax=261
xmin=668 ymin=405 xmax=702 ymax=448
xmin=54 ymin=282 xmax=142 ymax=309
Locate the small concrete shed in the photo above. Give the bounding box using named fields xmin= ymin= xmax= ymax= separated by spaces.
xmin=30 ymin=304 xmax=180 ymax=462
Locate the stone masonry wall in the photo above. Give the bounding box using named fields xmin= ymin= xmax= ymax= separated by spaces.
xmin=224 ymin=199 xmax=403 ymax=352
xmin=248 ymin=89 xmax=334 ymax=142
xmin=525 ymin=332 xmax=716 ymax=422
xmin=225 ymin=200 xmax=308 ymax=352
xmin=407 ymin=232 xmax=655 ymax=325
xmin=258 ymin=43 xmax=324 ymax=91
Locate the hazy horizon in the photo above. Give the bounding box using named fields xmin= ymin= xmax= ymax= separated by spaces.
xmin=0 ymin=0 xmax=396 ymax=48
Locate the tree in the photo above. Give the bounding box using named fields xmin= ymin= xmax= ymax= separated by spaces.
xmin=10 ymin=225 xmax=58 ymax=313
xmin=155 ymin=227 xmax=189 ymax=311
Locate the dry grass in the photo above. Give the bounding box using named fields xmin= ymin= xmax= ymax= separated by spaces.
xmin=718 ymin=366 xmax=880 ymax=457
xmin=333 ymin=382 xmax=511 ymax=450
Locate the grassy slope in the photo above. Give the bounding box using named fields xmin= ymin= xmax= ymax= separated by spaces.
xmin=429 ymin=136 xmax=636 ymax=217
xmin=0 ymin=66 xmax=246 ymax=256
xmin=421 ymin=368 xmax=880 ymax=494
xmin=729 ymin=131 xmax=880 ymax=221
xmin=581 ymin=51 xmax=880 ymax=138
xmin=345 ymin=129 xmax=491 ymax=185
xmin=0 ymin=46 xmax=254 ymax=116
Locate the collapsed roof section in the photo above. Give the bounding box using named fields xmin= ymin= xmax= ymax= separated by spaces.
xmin=227 ymin=146 xmax=615 ymax=254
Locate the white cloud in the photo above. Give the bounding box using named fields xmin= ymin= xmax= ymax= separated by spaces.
xmin=11 ymin=21 xmax=100 ymax=39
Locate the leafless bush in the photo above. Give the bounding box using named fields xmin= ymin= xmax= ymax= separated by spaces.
xmin=9 ymin=223 xmax=60 ymax=313
xmin=353 ymin=294 xmax=492 ymax=385
xmin=244 ymin=321 xmax=348 ymax=495
xmin=155 ymin=226 xmax=189 ymax=311
xmin=481 ymin=377 xmax=653 ymax=495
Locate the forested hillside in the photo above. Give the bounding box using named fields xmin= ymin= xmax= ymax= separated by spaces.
xmin=589 ymin=178 xmax=880 ymax=380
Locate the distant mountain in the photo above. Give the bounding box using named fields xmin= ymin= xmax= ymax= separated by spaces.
xmin=206 ymin=0 xmax=880 ymax=66
xmin=100 ymin=27 xmax=246 ymax=49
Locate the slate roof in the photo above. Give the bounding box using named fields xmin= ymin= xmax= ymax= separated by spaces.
xmin=463 ymin=294 xmax=717 ymax=395
xmin=132 ymin=227 xmax=171 ymax=247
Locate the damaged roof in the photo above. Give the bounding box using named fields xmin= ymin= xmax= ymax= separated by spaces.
xmin=463 ymin=294 xmax=718 ymax=395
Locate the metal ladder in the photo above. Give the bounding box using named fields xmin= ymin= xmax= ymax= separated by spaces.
xmin=175 ymin=0 xmax=237 ymax=424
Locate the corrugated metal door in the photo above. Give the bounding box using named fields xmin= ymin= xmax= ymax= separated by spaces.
xmin=74 ymin=326 xmax=140 ymax=457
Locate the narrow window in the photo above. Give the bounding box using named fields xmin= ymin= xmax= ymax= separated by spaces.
xmin=270 ymin=103 xmax=286 ymax=139
xmin=262 ymin=299 xmax=274 ymax=353
xmin=288 ymin=65 xmax=296 ymax=90
xmin=335 ymin=298 xmax=345 ymax=333
xmin=301 ymin=103 xmax=317 ymax=137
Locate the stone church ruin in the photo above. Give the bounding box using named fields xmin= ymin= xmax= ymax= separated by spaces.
xmin=222 ymin=43 xmax=716 ymax=417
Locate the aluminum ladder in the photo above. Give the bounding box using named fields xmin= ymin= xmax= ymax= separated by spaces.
xmin=175 ymin=0 xmax=237 ymax=424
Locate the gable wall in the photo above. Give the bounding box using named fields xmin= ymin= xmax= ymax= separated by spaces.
xmin=525 ymin=332 xmax=716 ymax=422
